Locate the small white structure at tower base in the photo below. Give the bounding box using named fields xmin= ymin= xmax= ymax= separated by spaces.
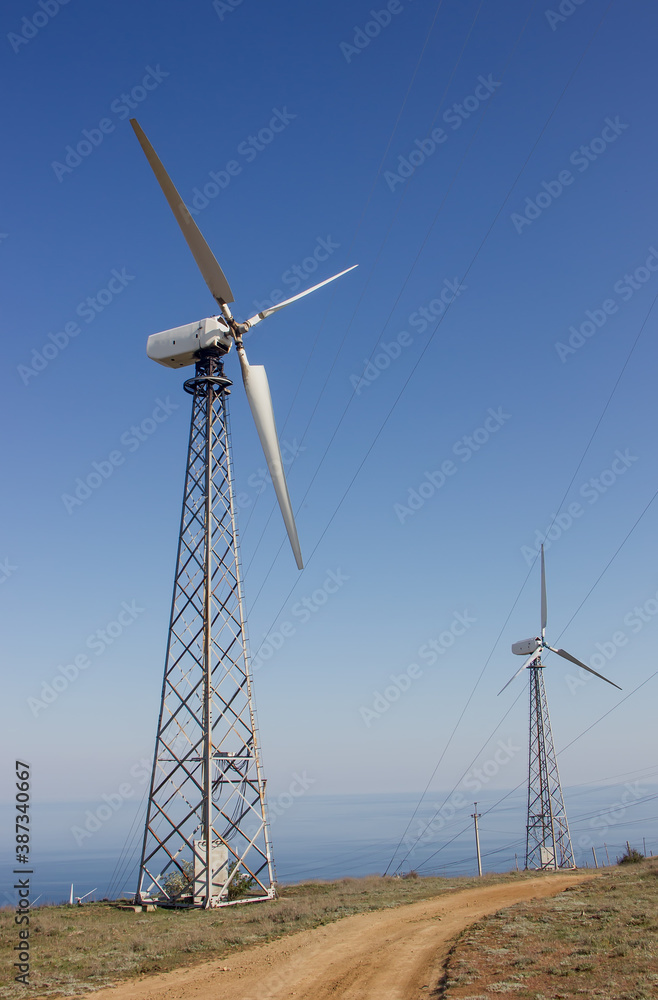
xmin=193 ymin=840 xmax=229 ymax=904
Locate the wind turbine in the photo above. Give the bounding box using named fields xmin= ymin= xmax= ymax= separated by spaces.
xmin=129 ymin=119 xmax=356 ymax=908
xmin=75 ymin=888 xmax=97 ymax=905
xmin=499 ymin=546 xmax=621 ymax=870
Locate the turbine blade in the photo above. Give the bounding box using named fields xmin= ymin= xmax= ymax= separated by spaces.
xmin=244 ymin=265 xmax=358 ymax=328
xmin=545 ymin=645 xmax=622 ymax=690
xmin=540 ymin=544 xmax=547 ymax=635
xmin=130 ymin=119 xmax=234 ymax=305
xmin=237 ymin=346 xmax=303 ymax=569
xmin=498 ymin=649 xmax=540 ymax=696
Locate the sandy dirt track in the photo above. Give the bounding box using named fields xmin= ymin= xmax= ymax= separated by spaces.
xmin=59 ymin=872 xmax=598 ymax=1000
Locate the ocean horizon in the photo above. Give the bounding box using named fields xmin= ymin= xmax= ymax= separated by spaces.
xmin=2 ymin=785 xmax=656 ymax=906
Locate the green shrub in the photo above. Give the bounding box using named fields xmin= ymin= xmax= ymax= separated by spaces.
xmin=617 ymin=848 xmax=645 ymax=865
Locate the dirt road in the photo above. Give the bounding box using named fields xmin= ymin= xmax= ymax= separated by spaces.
xmin=63 ymin=872 xmax=597 ymax=1000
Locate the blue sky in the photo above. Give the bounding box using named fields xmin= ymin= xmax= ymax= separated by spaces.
xmin=2 ymin=0 xmax=658 ymax=873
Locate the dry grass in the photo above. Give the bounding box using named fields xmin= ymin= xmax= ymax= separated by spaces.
xmin=441 ymin=859 xmax=658 ymax=999
xmin=0 ymin=871 xmax=534 ymax=998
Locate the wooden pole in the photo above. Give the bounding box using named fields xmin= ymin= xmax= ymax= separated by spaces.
xmin=471 ymin=803 xmax=482 ymax=877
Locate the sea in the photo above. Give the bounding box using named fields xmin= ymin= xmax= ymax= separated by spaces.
xmin=2 ymin=784 xmax=656 ymax=905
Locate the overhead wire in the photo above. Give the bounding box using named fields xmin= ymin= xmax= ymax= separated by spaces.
xmin=106 ymin=788 xmax=149 ymax=899
xmin=241 ymin=0 xmax=486 ymax=568
xmin=389 ymin=269 xmax=658 ymax=871
xmin=351 ymin=0 xmax=617 ymax=869
xmin=385 ymin=687 xmax=525 ymax=874
xmin=239 ymin=0 xmax=627 ymax=879
xmin=245 ymin=0 xmax=550 ymax=626
xmin=411 ymin=662 xmax=658 ymax=872
xmin=261 ymin=0 xmax=653 ymax=886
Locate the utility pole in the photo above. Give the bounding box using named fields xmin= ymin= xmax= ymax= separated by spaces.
xmin=604 ymin=843 xmax=610 ymax=865
xmin=471 ymin=803 xmax=482 ymax=877
xmin=592 ymin=846 xmax=598 ymax=868
xmin=643 ymin=837 xmax=646 ymax=857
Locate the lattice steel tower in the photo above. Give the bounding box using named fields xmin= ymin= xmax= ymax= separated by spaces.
xmin=499 ymin=545 xmax=621 ymax=871
xmin=525 ymin=659 xmax=574 ymax=870
xmin=128 ymin=119 xmax=356 ymax=907
xmin=136 ymin=351 xmax=275 ymax=907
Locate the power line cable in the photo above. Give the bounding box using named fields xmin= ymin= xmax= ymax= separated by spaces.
xmin=389 ymin=273 xmax=657 ymax=870
xmin=413 ymin=664 xmax=658 ymax=871
xmin=246 ymin=0 xmax=614 ymax=656
xmin=242 ymin=0 xmax=488 ymax=569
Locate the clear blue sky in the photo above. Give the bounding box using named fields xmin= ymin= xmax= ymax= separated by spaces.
xmin=2 ymin=0 xmax=657 ymax=866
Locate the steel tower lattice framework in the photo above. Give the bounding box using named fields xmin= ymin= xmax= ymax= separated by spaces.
xmin=136 ymin=348 xmax=275 ymax=908
xmin=525 ymin=660 xmax=575 ymax=870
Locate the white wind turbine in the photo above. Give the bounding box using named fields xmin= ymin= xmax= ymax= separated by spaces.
xmin=129 ymin=119 xmax=356 ymax=908
xmin=499 ymin=546 xmax=621 ymax=870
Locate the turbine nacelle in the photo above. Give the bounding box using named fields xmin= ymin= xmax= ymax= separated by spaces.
xmin=512 ymin=638 xmax=540 ymax=657
xmin=147 ymin=317 xmax=233 ymax=369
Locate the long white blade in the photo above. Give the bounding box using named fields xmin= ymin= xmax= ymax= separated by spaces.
xmin=540 ymin=544 xmax=547 ymax=636
xmin=237 ymin=346 xmax=303 ymax=570
xmin=545 ymin=645 xmax=622 ymax=690
xmin=244 ymin=266 xmax=358 ymax=328
xmin=130 ymin=119 xmax=234 ymax=306
xmin=498 ymin=648 xmax=540 ymax=696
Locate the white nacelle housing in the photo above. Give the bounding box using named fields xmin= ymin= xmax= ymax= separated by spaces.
xmin=512 ymin=638 xmax=540 ymax=656
xmin=147 ymin=316 xmax=232 ymax=369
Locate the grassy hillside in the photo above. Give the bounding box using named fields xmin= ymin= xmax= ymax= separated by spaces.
xmin=1 ymin=871 xmax=533 ymax=998
xmin=441 ymin=859 xmax=658 ymax=999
